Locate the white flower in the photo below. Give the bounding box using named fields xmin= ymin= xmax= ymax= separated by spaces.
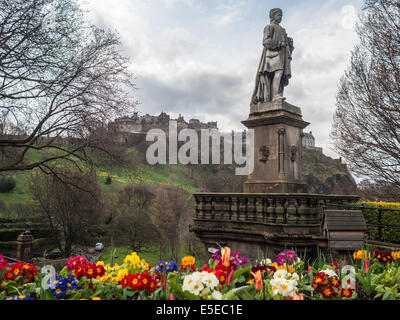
xmin=321 ymin=269 xmax=337 ymax=277
xmin=212 ymin=290 xmax=222 ymax=300
xmin=273 ymin=269 xmax=288 ymax=280
xmin=182 ymin=275 xmax=204 ymax=295
xmin=189 ymin=279 xmax=204 ymax=295
xmin=200 ymin=272 xmax=219 ymax=289
xmin=182 ymin=274 xmax=195 ymax=292
xmin=291 ymin=272 xmax=299 ymax=281
xmin=261 ymin=258 xmax=272 ymax=266
xmin=281 ymin=279 xmax=295 ymax=297
xmin=200 ymin=286 xmax=210 ymax=296
xmin=269 ymin=278 xmax=283 ymax=296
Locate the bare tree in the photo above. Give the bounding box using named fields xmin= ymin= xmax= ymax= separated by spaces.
xmin=106 ymin=184 xmax=159 ymax=252
xmin=30 ymin=168 xmax=104 ymax=257
xmin=331 ymin=0 xmax=400 ymax=196
xmin=0 ymin=0 xmax=137 ymax=177
xmin=150 ymin=184 xmax=193 ymax=261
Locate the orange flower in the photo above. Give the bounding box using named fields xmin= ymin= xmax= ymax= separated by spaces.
xmin=292 ymin=292 xmax=304 ymax=300
xmin=221 ymin=247 xmax=231 ymax=267
xmin=251 ymin=270 xmax=263 ymax=291
xmin=277 ymin=264 xmax=295 ymax=273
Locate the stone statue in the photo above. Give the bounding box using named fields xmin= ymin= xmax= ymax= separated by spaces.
xmin=251 ymin=8 xmax=294 ymax=104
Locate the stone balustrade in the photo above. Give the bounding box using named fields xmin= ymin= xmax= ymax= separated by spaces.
xmin=193 ymin=193 xmax=359 ymax=226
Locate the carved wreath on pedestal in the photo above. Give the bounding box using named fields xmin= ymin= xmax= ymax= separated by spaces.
xmin=259 ymin=146 xmax=270 ymax=162
xmin=290 ymin=145 xmax=297 ymax=162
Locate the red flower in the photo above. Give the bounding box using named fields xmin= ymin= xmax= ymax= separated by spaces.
xmin=181 ymin=264 xmax=195 ymax=272
xmin=140 ymin=272 xmax=151 ymax=290
xmin=95 ymin=265 xmax=105 ymax=277
xmin=214 ymin=270 xmax=228 ymax=285
xmin=374 ymin=251 xmax=394 ymax=264
xmin=341 ymin=288 xmax=353 ymax=299
xmin=215 ymin=264 xmax=229 ymax=273
xmin=121 ymin=275 xmax=131 ymax=289
xmin=200 ymin=264 xmax=212 ymax=272
xmin=3 ymin=270 xmax=15 ymax=281
xmin=85 ymin=263 xmax=97 ymax=279
xmin=148 ymin=279 xmax=158 ymax=292
xmin=321 ymin=286 xmax=334 ymax=299
xmin=130 ymin=274 xmax=141 ymax=290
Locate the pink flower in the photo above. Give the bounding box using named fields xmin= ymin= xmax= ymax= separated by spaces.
xmin=308 ymin=266 xmax=312 ymax=274
xmin=365 ymin=259 xmax=370 ymax=273
xmin=292 ymin=292 xmax=304 ymax=300
xmin=169 ymin=293 xmax=175 ymax=300
xmin=227 ymin=270 xmax=234 ymax=286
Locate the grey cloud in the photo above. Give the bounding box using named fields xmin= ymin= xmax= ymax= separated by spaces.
xmin=135 ymin=70 xmax=247 ymax=121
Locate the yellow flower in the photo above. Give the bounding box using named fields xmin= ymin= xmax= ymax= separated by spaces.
xmin=124 ymin=252 xmax=141 ymax=267
xmin=392 ymin=252 xmax=400 ymax=260
xmin=92 ymin=297 xmax=102 ymax=300
xmin=139 ymin=259 xmax=150 ymax=271
xmin=182 ymin=256 xmax=196 ymax=266
xmin=114 ymin=268 xmax=129 ymax=283
xmin=277 ymin=264 xmax=295 ymax=273
xmin=353 ymin=250 xmax=370 ymax=260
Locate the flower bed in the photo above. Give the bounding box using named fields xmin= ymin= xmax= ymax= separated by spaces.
xmin=1 ymin=248 xmax=400 ymax=300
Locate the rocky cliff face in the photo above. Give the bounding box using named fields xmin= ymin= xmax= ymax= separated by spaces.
xmin=302 ymin=149 xmax=358 ymax=195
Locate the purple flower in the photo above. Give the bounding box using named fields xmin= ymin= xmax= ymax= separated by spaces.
xmin=212 ymin=251 xmax=222 ymax=262
xmin=276 ymin=250 xmax=298 ymax=266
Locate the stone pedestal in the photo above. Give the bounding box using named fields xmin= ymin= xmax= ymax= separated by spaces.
xmin=17 ymin=231 xmax=34 ymax=262
xmin=242 ymin=100 xmax=309 ymax=193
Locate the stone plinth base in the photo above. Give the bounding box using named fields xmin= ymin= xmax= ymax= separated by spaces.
xmin=242 ymin=100 xmax=310 ymax=194
xmin=191 ymin=192 xmax=359 ymax=263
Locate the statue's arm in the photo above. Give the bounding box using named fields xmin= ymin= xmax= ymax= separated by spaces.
xmin=288 ymin=37 xmax=294 ymax=53
xmin=263 ymin=25 xmax=279 ymax=50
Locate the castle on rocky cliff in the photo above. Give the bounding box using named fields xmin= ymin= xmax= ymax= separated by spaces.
xmin=108 ymin=112 xmax=218 ymax=145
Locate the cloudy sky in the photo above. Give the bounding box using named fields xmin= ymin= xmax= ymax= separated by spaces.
xmin=80 ymin=0 xmax=362 ymax=159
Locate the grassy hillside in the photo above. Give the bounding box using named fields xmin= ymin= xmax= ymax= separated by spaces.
xmin=0 ymin=146 xmax=359 ymax=213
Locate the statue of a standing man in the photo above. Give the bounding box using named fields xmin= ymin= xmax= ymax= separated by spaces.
xmin=251 ymin=8 xmax=294 ymax=104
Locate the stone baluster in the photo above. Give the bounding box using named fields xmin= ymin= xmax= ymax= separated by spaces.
xmin=247 ymin=197 xmax=257 ymax=222
xmin=194 ymin=196 xmax=201 ymax=219
xmin=275 ymin=197 xmax=286 ymax=224
xmin=231 ymin=196 xmax=239 ymax=221
xmin=266 ymin=197 xmax=276 ymax=223
xmin=287 ymin=197 xmax=298 ymax=224
xmin=255 ymin=197 xmax=265 ymax=222
xmin=238 ymin=196 xmax=248 ymax=221
xmin=203 ymin=195 xmax=213 ymax=219
xmin=222 ymin=196 xmax=231 ymax=220
xmin=297 ymin=197 xmax=309 ymax=224
xmin=311 ymin=197 xmax=321 ymax=224
xmin=213 ymin=196 xmax=223 ymax=220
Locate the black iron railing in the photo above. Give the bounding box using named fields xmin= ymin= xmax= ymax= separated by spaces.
xmin=324 ymin=203 xmax=400 ymax=243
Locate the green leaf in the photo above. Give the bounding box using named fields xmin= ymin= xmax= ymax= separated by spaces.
xmin=222 ymin=285 xmax=253 ymax=300
xmin=232 ymin=267 xmax=251 ymax=284
xmin=60 ymin=266 xmax=69 ymax=278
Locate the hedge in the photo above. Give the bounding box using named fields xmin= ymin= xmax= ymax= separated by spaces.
xmin=0 ymin=228 xmax=53 ymax=242
xmin=359 ymin=201 xmax=400 ymax=244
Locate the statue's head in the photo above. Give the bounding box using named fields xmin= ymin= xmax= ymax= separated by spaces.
xmin=269 ymin=8 xmax=283 ymax=23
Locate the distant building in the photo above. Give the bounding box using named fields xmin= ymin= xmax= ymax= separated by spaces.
xmin=302 ymin=131 xmax=323 ymax=153
xmin=108 ymin=111 xmax=218 ymax=145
